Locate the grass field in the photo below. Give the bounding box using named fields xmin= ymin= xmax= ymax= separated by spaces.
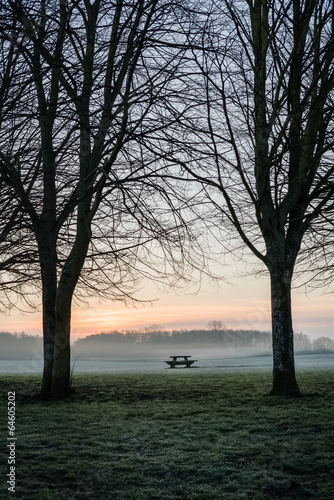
xmin=1 ymin=370 xmax=334 ymax=499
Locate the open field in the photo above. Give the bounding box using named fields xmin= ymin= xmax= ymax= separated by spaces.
xmin=1 ymin=370 xmax=334 ymax=499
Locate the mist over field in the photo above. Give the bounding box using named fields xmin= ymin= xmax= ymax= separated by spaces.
xmin=73 ymin=343 xmax=269 ymax=360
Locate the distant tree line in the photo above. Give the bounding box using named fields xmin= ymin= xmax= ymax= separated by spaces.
xmin=0 ymin=332 xmax=43 ymax=359
xmin=72 ymin=329 xmax=334 ymax=358
xmin=1 ymin=330 xmax=334 ymax=360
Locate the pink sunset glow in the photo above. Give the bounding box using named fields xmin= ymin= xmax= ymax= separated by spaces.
xmin=1 ymin=275 xmax=333 ymax=342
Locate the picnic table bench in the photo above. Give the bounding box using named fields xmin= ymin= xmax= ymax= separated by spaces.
xmin=164 ymin=356 xmax=198 ymax=368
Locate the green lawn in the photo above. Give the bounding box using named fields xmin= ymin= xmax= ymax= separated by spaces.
xmin=1 ymin=370 xmax=334 ymax=499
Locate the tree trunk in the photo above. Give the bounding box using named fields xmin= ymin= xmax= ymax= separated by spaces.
xmin=38 ymin=234 xmax=57 ymax=398
xmin=50 ymin=289 xmax=72 ymax=398
xmin=50 ymin=207 xmax=92 ymax=398
xmin=40 ymin=283 xmax=56 ymax=397
xmin=269 ymin=266 xmax=300 ymax=396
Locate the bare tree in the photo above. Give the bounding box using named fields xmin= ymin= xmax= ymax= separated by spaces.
xmin=207 ymin=320 xmax=225 ymax=331
xmin=0 ymin=0 xmax=209 ymax=398
xmin=156 ymin=0 xmax=334 ymax=395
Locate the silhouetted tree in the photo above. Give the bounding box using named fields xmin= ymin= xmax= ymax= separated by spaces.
xmin=157 ymin=0 xmax=334 ymax=394
xmin=207 ymin=320 xmax=226 ymax=331
xmin=0 ymin=0 xmax=207 ymax=397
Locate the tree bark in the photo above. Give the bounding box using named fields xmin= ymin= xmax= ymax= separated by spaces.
xmin=269 ymin=266 xmax=300 ymax=396
xmin=37 ymin=183 xmax=57 ymax=398
xmin=39 ymin=247 xmax=57 ymax=398
xmin=50 ymin=258 xmax=83 ymax=398
xmin=51 ymin=287 xmax=72 ymax=398
xmin=50 ymin=197 xmax=92 ymax=397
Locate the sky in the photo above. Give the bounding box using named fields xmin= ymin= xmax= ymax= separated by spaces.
xmin=1 ymin=270 xmax=333 ymax=342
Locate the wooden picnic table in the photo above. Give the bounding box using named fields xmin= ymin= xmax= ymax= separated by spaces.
xmin=164 ymin=356 xmax=198 ymax=368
